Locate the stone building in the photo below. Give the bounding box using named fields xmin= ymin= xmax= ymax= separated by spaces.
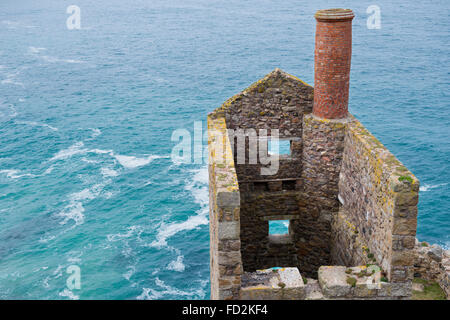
xmin=207 ymin=9 xmax=422 ymax=300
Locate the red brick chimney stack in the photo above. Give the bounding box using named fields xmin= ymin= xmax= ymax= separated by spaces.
xmin=313 ymin=9 xmax=354 ymax=119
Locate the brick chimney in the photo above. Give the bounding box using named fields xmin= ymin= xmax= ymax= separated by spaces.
xmin=313 ymin=9 xmax=354 ymax=119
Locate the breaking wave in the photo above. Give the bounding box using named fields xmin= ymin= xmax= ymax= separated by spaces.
xmin=419 ymin=183 xmax=448 ymax=192
xmin=149 ymin=166 xmax=208 ymax=248
xmin=50 ymin=141 xmax=164 ymax=169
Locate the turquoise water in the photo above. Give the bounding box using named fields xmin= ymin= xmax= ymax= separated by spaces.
xmin=0 ymin=0 xmax=448 ymax=299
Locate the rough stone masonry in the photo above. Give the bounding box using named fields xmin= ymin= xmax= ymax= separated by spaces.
xmin=208 ymin=8 xmax=446 ymax=300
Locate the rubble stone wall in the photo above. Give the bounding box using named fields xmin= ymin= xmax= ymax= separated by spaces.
xmin=207 ymin=114 xmax=243 ymax=300
xmin=334 ymin=116 xmax=419 ymax=288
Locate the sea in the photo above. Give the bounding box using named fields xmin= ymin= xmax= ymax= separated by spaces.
xmin=0 ymin=0 xmax=448 ymax=299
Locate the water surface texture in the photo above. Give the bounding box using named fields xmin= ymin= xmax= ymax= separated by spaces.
xmin=0 ymin=0 xmax=448 ymax=299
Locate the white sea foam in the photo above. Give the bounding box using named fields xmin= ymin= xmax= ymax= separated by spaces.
xmin=53 ymin=265 xmax=64 ymax=279
xmin=38 ymin=234 xmax=56 ymax=243
xmin=123 ymin=266 xmax=136 ymax=281
xmin=70 ymin=184 xmax=103 ymax=201
xmin=136 ymin=278 xmax=205 ymax=300
xmin=150 ymin=214 xmax=208 ymax=248
xmin=107 ymin=225 xmax=143 ymax=242
xmin=149 ymin=167 xmax=209 ymax=248
xmin=81 ymin=157 xmax=100 ymax=164
xmin=40 ymin=55 xmax=84 ymax=64
xmin=443 ymin=241 xmax=449 ymax=250
xmin=57 ymin=201 xmax=85 ymax=226
xmin=167 ymin=255 xmax=185 ymax=272
xmin=2 ymin=21 xmax=37 ymax=29
xmin=59 ymin=289 xmax=79 ymax=300
xmin=136 ymin=288 xmax=162 ymax=300
xmin=50 ymin=142 xmax=88 ymax=161
xmin=50 ymin=142 xmax=113 ymax=161
xmin=15 ymin=120 xmax=58 ymax=131
xmin=103 ymin=191 xmax=114 ymax=199
xmin=56 ymin=183 xmax=106 ymax=227
xmin=44 ymin=166 xmax=55 ymax=175
xmin=101 ymin=167 xmax=119 ymax=177
xmin=113 ymin=154 xmax=161 ymax=169
xmin=0 ymin=103 xmax=18 ymax=120
xmin=0 ymin=169 xmax=35 ymax=179
xmin=0 ymin=164 xmax=55 ymax=180
xmin=420 ymin=183 xmax=448 ymax=192
xmin=27 ymin=47 xmax=84 ymax=64
xmin=28 ymin=46 xmax=46 ymax=54
xmin=90 ymin=128 xmax=102 ymax=138
xmin=0 ymin=68 xmax=24 ymax=87
xmin=50 ymin=142 xmax=163 ymax=170
xmin=155 ymin=278 xmax=204 ymax=298
xmin=1 ymin=78 xmax=24 ymax=87
xmin=43 ymin=277 xmax=50 ymax=288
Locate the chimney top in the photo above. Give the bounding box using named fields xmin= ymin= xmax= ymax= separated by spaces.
xmin=312 ymin=8 xmax=354 ymax=119
xmin=314 ymin=8 xmax=354 ymax=22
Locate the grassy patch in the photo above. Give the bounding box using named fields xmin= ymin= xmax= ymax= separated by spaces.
xmin=398 ymin=175 xmax=413 ymax=183
xmin=346 ymin=277 xmax=357 ymax=287
xmin=412 ymin=278 xmax=446 ymax=300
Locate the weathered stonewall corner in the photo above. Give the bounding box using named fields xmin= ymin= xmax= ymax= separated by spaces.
xmin=207 ymin=8 xmax=448 ymax=300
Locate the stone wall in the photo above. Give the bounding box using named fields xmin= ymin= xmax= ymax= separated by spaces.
xmin=318 ymin=266 xmax=411 ymax=300
xmin=207 ymin=113 xmax=243 ymax=300
xmin=414 ymin=240 xmax=450 ymax=299
xmin=334 ymin=115 xmax=419 ymax=290
xmin=216 ymin=68 xmax=315 ymax=273
xmin=208 ymin=69 xmax=421 ymax=300
xmin=240 ymin=268 xmax=305 ymax=300
xmin=296 ymin=114 xmax=347 ymax=277
xmin=221 ymin=68 xmax=313 ymax=182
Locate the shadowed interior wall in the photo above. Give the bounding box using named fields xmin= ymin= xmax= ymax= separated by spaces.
xmin=221 ymin=69 xmax=315 ymax=272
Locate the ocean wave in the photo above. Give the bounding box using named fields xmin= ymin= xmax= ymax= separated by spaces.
xmin=149 ymin=167 xmax=209 ymax=248
xmin=100 ymin=167 xmax=119 ymax=177
xmin=56 ymin=183 xmax=105 ymax=227
xmin=28 ymin=46 xmax=84 ymax=64
xmin=107 ymin=225 xmax=144 ymax=242
xmin=113 ymin=154 xmax=162 ymax=169
xmin=0 ymin=103 xmax=18 ymax=120
xmin=419 ymin=183 xmax=448 ymax=192
xmin=44 ymin=165 xmax=55 ymax=175
xmin=1 ymin=78 xmax=24 ymax=87
xmin=136 ymin=278 xmax=205 ymax=300
xmin=0 ymin=169 xmax=35 ymax=179
xmin=150 ymin=213 xmax=208 ymax=248
xmin=50 ymin=142 xmax=90 ymax=161
xmin=52 ymin=265 xmax=64 ymax=279
xmin=57 ymin=201 xmax=85 ymax=226
xmin=90 ymin=128 xmax=102 ymax=138
xmin=136 ymin=287 xmax=162 ymax=300
xmin=28 ymin=46 xmax=46 ymax=54
xmin=0 ymin=165 xmax=55 ymax=180
xmin=0 ymin=68 xmax=24 ymax=87
xmin=2 ymin=20 xmax=37 ymax=29
xmin=50 ymin=141 xmax=164 ymax=170
xmin=167 ymin=255 xmax=185 ymax=272
xmin=185 ymin=167 xmax=209 ymax=206
xmin=41 ymin=56 xmax=84 ymax=64
xmin=15 ymin=120 xmax=58 ymax=131
xmin=123 ymin=265 xmax=136 ymax=281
